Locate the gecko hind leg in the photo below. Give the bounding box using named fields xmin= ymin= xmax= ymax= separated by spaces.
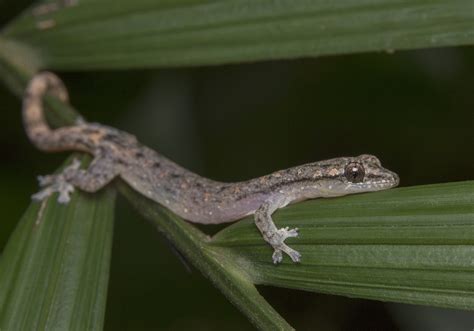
xmin=254 ymin=199 xmax=301 ymax=264
xmin=33 ymin=156 xmax=119 ymax=203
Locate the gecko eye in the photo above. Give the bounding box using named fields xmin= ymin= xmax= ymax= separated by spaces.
xmin=344 ymin=162 xmax=365 ymax=183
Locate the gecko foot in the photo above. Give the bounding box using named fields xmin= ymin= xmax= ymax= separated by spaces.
xmin=32 ymin=159 xmax=81 ymax=203
xmin=270 ymin=227 xmax=301 ymax=264
xmin=37 ymin=174 xmax=57 ymax=187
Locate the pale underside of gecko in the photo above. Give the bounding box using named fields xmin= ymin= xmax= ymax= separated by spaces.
xmin=23 ymin=72 xmax=399 ymax=264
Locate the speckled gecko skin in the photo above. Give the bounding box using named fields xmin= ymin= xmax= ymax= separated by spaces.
xmin=23 ymin=72 xmax=400 ymax=264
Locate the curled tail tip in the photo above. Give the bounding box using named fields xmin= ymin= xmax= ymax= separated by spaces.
xmin=29 ymin=71 xmax=60 ymax=84
xmin=25 ymin=71 xmax=69 ymax=103
xmin=23 ymin=71 xmax=70 ymax=146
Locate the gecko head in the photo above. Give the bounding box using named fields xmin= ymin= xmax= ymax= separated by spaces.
xmin=338 ymin=154 xmax=399 ymax=193
xmin=308 ymin=154 xmax=399 ymax=196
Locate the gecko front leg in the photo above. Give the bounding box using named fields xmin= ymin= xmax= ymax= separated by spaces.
xmin=254 ymin=197 xmax=301 ymax=264
xmin=33 ymin=156 xmax=119 ymax=203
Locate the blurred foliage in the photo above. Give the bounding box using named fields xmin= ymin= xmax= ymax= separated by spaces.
xmin=0 ymin=156 xmax=115 ymax=330
xmin=0 ymin=0 xmax=33 ymax=28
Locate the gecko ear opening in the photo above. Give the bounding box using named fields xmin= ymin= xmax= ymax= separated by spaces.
xmin=344 ymin=162 xmax=365 ymax=183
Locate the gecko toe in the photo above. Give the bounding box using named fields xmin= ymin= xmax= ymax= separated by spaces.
xmin=57 ymin=183 xmax=75 ymax=203
xmin=288 ymin=249 xmax=301 ymax=263
xmin=278 ymin=226 xmax=299 ymax=239
xmin=37 ymin=175 xmax=56 ymax=187
xmin=32 ymin=187 xmax=55 ymax=201
xmin=287 ymin=228 xmax=299 ymax=238
xmin=57 ymin=194 xmax=71 ymax=204
xmin=272 ymin=250 xmax=283 ymax=264
xmin=281 ymin=244 xmax=301 ymax=263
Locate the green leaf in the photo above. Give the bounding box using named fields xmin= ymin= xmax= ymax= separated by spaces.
xmin=2 ymin=0 xmax=473 ymax=69
xmin=0 ymin=156 xmax=116 ymax=330
xmin=211 ymin=181 xmax=474 ymax=310
xmin=117 ymin=181 xmax=294 ymax=331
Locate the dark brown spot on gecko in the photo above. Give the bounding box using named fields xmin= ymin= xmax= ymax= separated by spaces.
xmin=81 ymin=128 xmax=101 ymax=135
xmin=102 ymin=132 xmax=135 ymax=149
xmin=234 ymin=177 xmax=316 ymax=201
xmin=26 ymin=117 xmax=45 ymax=127
xmin=162 ymin=185 xmax=177 ymax=197
xmin=24 ymin=91 xmax=35 ymax=99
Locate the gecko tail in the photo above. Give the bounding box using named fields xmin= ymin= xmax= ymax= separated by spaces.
xmin=22 ymin=72 xmax=70 ymax=151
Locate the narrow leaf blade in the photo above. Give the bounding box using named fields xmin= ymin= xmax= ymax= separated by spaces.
xmin=0 ymin=157 xmax=115 ymax=330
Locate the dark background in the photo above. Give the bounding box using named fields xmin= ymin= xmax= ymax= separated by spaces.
xmin=1 ymin=5 xmax=474 ymax=331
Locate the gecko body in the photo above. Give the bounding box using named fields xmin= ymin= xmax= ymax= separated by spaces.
xmin=23 ymin=72 xmax=399 ymax=264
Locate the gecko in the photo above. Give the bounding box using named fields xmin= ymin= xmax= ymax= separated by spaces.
xmin=23 ymin=72 xmax=400 ymax=264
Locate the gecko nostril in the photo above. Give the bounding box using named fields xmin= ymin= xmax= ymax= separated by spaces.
xmin=392 ymin=173 xmax=400 ymax=186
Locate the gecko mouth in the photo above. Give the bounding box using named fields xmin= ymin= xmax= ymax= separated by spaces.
xmin=346 ymin=170 xmax=399 ymax=192
xmin=367 ymin=171 xmax=399 ymax=190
